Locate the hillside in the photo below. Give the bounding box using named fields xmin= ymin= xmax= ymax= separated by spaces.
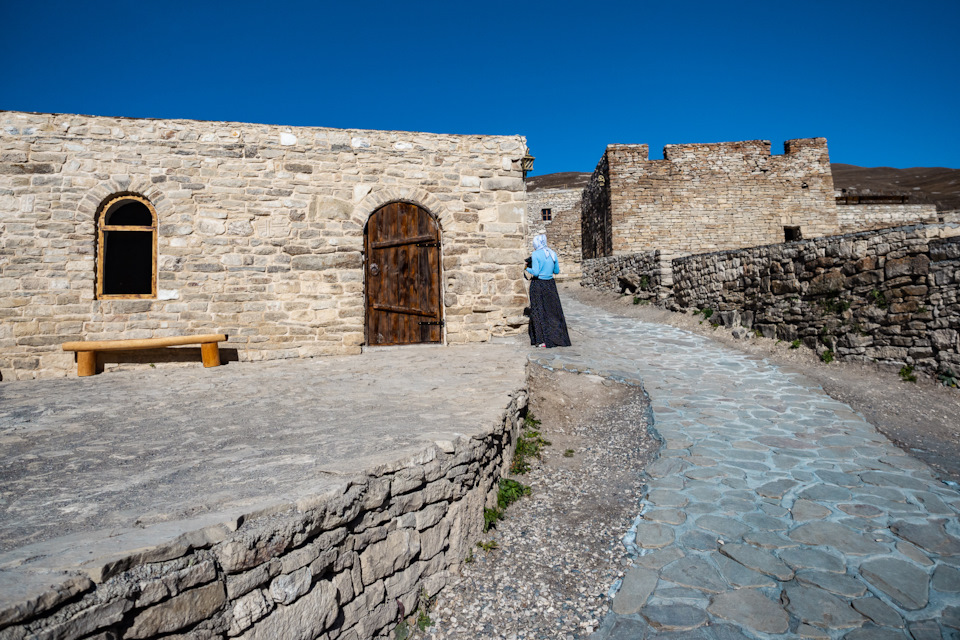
xmin=831 ymin=164 xmax=960 ymax=211
xmin=525 ymin=172 xmax=591 ymax=192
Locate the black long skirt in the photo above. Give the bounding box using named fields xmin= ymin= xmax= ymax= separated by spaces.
xmin=528 ymin=278 xmax=571 ymax=348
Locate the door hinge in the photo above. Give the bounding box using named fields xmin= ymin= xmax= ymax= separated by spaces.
xmin=416 ymin=241 xmax=441 ymax=248
xmin=418 ymin=320 xmax=445 ymax=326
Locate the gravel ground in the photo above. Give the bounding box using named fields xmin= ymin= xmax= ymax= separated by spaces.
xmin=420 ymin=366 xmax=658 ymax=640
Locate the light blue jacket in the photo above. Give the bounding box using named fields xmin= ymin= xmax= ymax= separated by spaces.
xmin=526 ymin=248 xmax=560 ymax=280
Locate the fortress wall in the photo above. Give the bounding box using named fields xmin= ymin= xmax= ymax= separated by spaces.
xmin=671 ymin=223 xmax=960 ymax=373
xmin=583 ymin=138 xmax=840 ymax=258
xmin=581 ymin=152 xmax=613 ymax=260
xmin=0 ymin=111 xmax=529 ymax=379
xmin=524 ymin=187 xmax=583 ymax=276
xmin=0 ymin=391 xmax=527 ymax=640
xmin=838 ymin=202 xmax=940 ymax=233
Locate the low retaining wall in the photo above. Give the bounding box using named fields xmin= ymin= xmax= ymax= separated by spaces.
xmin=671 ymin=223 xmax=960 ymax=372
xmin=581 ymin=251 xmax=667 ymax=299
xmin=580 ymin=223 xmax=960 ymax=373
xmin=0 ymin=391 xmax=527 ymax=640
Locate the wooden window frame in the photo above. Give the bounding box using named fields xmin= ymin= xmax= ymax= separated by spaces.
xmin=542 ymin=208 xmax=552 ymax=221
xmin=96 ymin=194 xmax=158 ymax=300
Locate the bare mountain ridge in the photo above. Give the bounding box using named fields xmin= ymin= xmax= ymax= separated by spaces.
xmin=524 ymin=172 xmax=591 ymax=192
xmin=527 ymin=166 xmax=960 ymax=211
xmin=831 ymin=164 xmax=960 ymax=211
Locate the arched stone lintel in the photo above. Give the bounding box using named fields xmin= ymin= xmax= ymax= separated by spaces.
xmin=354 ymin=187 xmax=452 ymax=230
xmin=77 ymin=178 xmax=170 ymax=220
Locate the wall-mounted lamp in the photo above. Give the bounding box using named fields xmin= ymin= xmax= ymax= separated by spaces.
xmin=521 ymin=150 xmax=535 ymax=177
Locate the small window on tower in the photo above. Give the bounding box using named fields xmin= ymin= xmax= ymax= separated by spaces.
xmin=784 ymin=226 xmax=802 ymax=242
xmin=541 ymin=208 xmax=552 ymax=221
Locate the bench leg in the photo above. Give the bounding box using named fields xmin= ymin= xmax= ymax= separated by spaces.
xmin=201 ymin=342 xmax=221 ymax=368
xmin=77 ymin=351 xmax=97 ymax=377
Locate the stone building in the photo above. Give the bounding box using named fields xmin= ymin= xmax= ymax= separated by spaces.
xmin=523 ymin=172 xmax=589 ymax=277
xmin=835 ymin=194 xmax=939 ymax=233
xmin=581 ymin=138 xmax=841 ymax=261
xmin=0 ymin=111 xmax=530 ymax=379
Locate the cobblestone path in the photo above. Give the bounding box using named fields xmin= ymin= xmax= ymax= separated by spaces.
xmin=531 ymin=296 xmax=960 ymax=639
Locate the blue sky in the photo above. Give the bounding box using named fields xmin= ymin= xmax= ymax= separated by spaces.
xmin=2 ymin=0 xmax=958 ymax=175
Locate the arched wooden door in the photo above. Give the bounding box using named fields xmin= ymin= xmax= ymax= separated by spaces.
xmin=364 ymin=202 xmax=442 ymax=346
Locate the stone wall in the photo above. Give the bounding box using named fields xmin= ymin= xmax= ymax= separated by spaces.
xmin=581 ymin=251 xmax=666 ymax=300
xmin=671 ymin=223 xmax=960 ymax=373
xmin=0 ymin=391 xmax=528 ymax=639
xmin=581 ymin=153 xmax=611 ymax=260
xmin=582 ymin=138 xmax=840 ymax=258
xmin=838 ymin=202 xmax=939 ymax=233
xmin=524 ymin=186 xmax=582 ymax=277
xmin=0 ymin=111 xmax=530 ymax=379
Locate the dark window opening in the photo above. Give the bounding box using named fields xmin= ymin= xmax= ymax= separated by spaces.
xmin=541 ymin=208 xmax=552 ymax=221
xmin=105 ymin=200 xmax=153 ymax=226
xmin=784 ymin=226 xmax=802 ymax=242
xmin=97 ymin=195 xmax=157 ymax=298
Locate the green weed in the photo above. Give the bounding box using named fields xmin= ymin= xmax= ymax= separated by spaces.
xmin=483 ymin=479 xmax=532 ymax=532
xmin=789 ymin=339 xmax=801 ymax=349
xmin=394 ymin=589 xmax=435 ymax=638
xmin=416 ymin=609 xmax=433 ymax=632
xmin=938 ymin=368 xmax=958 ymax=388
xmin=819 ymin=296 xmax=851 ymax=314
xmin=511 ymin=415 xmax=551 ymax=475
xmin=482 ymin=508 xmax=502 ymax=532
xmin=476 ymin=539 xmax=499 ymax=552
xmin=820 ymin=350 xmax=834 ymax=364
xmin=870 ymin=289 xmax=888 ymax=309
xmin=899 ymin=365 xmax=917 ymax=383
xmin=497 ymin=478 xmax=531 ymax=510
xmin=563 ymin=449 xmax=575 ymax=457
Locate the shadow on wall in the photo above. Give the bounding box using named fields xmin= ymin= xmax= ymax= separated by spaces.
xmin=75 ymin=347 xmax=241 ymax=375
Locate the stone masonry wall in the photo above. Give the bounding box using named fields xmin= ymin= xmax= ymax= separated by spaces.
xmin=581 ymin=153 xmax=612 ymax=260
xmin=671 ymin=223 xmax=960 ymax=374
xmin=581 ymin=252 xmax=664 ymax=298
xmin=583 ymin=138 xmax=840 ymax=258
xmin=0 ymin=111 xmax=529 ymax=379
xmin=524 ymin=187 xmax=582 ymax=277
xmin=838 ymin=202 xmax=940 ymax=233
xmin=0 ymin=391 xmax=527 ymax=640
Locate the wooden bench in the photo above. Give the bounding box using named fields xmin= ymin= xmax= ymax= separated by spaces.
xmin=62 ymin=334 xmax=228 ymax=377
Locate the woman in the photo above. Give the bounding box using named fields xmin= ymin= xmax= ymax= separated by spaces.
xmin=525 ymin=234 xmax=571 ymax=348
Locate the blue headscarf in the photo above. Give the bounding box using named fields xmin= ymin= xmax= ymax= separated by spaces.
xmin=533 ymin=234 xmax=557 ymax=262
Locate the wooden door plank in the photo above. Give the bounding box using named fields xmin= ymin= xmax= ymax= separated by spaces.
xmin=364 ymin=202 xmax=442 ymax=346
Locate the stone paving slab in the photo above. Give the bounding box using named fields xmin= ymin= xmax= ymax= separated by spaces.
xmin=0 ymin=343 xmax=526 ymax=610
xmin=531 ymin=296 xmax=960 ymax=640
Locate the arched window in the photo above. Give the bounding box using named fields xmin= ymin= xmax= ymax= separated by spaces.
xmin=96 ymin=194 xmax=157 ymax=299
